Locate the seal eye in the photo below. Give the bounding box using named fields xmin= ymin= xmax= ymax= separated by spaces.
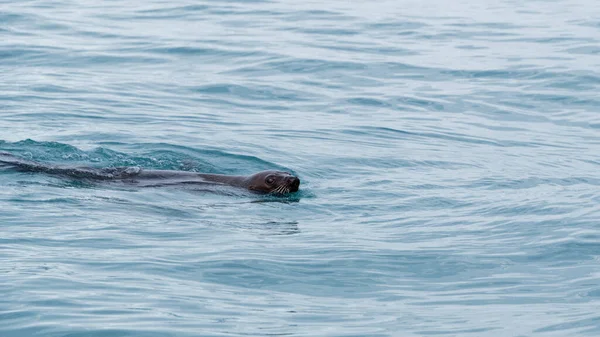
xmin=266 ymin=176 xmax=275 ymax=185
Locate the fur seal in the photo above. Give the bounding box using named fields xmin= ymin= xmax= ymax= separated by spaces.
xmin=0 ymin=152 xmax=300 ymax=195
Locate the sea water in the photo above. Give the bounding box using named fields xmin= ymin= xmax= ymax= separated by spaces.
xmin=1 ymin=0 xmax=600 ymax=336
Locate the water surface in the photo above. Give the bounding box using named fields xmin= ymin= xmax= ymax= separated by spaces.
xmin=1 ymin=0 xmax=600 ymax=336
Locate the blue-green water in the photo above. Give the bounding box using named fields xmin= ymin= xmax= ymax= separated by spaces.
xmin=2 ymin=1 xmax=600 ymax=336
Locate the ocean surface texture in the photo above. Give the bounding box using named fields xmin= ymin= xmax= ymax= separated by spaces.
xmin=1 ymin=0 xmax=600 ymax=336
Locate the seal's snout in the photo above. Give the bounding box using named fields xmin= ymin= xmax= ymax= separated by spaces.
xmin=288 ymin=176 xmax=300 ymax=192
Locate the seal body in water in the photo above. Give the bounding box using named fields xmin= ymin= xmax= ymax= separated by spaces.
xmin=0 ymin=152 xmax=300 ymax=195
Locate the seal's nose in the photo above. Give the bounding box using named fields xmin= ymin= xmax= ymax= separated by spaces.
xmin=288 ymin=176 xmax=300 ymax=192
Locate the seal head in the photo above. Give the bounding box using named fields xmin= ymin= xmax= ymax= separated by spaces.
xmin=246 ymin=170 xmax=300 ymax=195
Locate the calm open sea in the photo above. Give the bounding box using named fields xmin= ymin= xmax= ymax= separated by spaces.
xmin=1 ymin=0 xmax=600 ymax=336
